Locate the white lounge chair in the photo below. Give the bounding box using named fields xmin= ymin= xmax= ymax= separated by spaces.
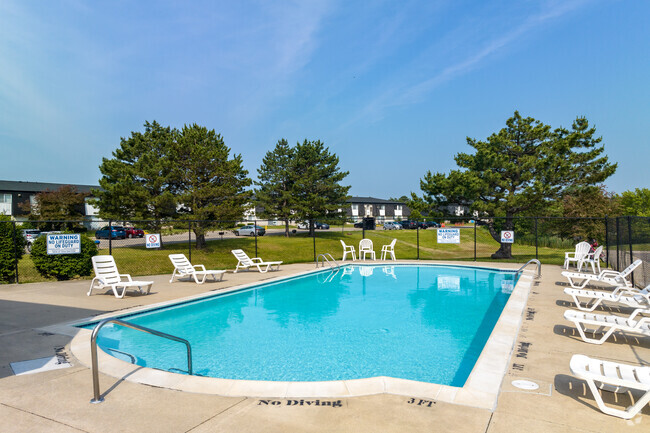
xmin=88 ymin=255 xmax=153 ymax=299
xmin=168 ymin=254 xmax=226 ymax=284
xmin=561 ymin=259 xmax=642 ymax=289
xmin=231 ymin=249 xmax=282 ymax=273
xmin=570 ymin=354 xmax=650 ymax=419
xmin=578 ymin=245 xmax=603 ymax=274
xmin=359 ymin=239 xmax=375 ymax=260
xmin=563 ymin=308 xmax=650 ymax=344
xmin=564 ymin=241 xmax=591 ymax=270
xmin=564 ymin=284 xmax=650 ymax=312
xmin=340 ymin=240 xmax=356 ymax=261
xmin=380 ymin=239 xmax=397 ymax=261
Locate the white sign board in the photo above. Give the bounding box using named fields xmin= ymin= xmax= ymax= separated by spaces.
xmin=47 ymin=234 xmax=81 ymax=255
xmin=501 ymin=230 xmax=514 ymax=243
xmin=437 ymin=228 xmax=460 ymax=244
xmin=146 ymin=234 xmax=161 ymax=248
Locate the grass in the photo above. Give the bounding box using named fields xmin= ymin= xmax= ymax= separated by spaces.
xmin=13 ymin=227 xmax=573 ymax=283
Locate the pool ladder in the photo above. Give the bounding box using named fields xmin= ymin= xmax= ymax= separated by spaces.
xmin=516 ymin=259 xmax=541 ymax=279
xmin=90 ymin=318 xmax=193 ymax=404
xmin=316 ymin=253 xmax=340 ymax=270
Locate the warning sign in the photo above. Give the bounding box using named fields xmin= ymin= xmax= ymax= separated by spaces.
xmin=146 ymin=234 xmax=161 ymax=248
xmin=47 ymin=234 xmax=81 ymax=255
xmin=501 ymin=231 xmax=514 ymax=243
xmin=437 ymin=228 xmax=460 ymax=244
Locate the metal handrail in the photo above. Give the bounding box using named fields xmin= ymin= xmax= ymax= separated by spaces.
xmin=90 ymin=318 xmax=193 ymax=403
xmin=316 ymin=253 xmax=340 ymax=269
xmin=516 ymin=259 xmax=541 ymax=279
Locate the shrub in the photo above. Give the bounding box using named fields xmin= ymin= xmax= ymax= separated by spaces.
xmin=0 ymin=216 xmax=26 ymax=283
xmin=30 ymin=233 xmax=98 ymax=280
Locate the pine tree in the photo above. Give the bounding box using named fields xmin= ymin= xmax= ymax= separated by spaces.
xmin=255 ymin=139 xmax=296 ymax=237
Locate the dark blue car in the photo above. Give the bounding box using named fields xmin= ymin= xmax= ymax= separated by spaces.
xmin=95 ymin=225 xmax=127 ymax=239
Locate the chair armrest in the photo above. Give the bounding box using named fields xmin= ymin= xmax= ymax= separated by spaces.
xmin=194 ymin=265 xmax=206 ymax=271
xmin=120 ymin=274 xmax=133 ymax=282
xmin=251 ymin=258 xmax=264 ymax=263
xmin=627 ymin=308 xmax=648 ymax=325
xmin=565 ymin=252 xmax=575 ymax=259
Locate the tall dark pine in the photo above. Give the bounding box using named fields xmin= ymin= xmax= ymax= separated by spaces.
xmin=418 ymin=112 xmax=616 ymax=258
xmin=255 ymin=139 xmax=296 ymax=237
xmin=291 ymin=140 xmax=351 ymax=236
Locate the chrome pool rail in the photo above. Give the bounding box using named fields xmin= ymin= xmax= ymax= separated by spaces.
xmin=316 ymin=253 xmax=340 ymax=269
xmin=516 ymin=259 xmax=541 ymax=279
xmin=90 ymin=318 xmax=193 ymax=404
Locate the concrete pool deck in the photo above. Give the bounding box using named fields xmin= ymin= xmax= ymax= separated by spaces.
xmin=0 ymin=261 xmax=648 ymax=432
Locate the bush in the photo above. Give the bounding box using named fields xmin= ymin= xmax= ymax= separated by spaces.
xmin=30 ymin=233 xmax=98 ymax=280
xmin=0 ymin=216 xmax=26 ymax=283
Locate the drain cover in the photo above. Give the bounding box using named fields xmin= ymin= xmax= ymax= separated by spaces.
xmin=511 ymin=380 xmax=539 ymax=390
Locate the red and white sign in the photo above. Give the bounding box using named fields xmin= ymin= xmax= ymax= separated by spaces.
xmin=500 ymin=230 xmax=514 ymax=243
xmin=146 ymin=234 xmax=161 ymax=248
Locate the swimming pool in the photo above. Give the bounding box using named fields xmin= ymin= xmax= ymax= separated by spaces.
xmin=84 ymin=264 xmax=516 ymax=387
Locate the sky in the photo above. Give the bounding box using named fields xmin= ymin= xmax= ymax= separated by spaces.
xmin=1 ymin=0 xmax=648 ymax=198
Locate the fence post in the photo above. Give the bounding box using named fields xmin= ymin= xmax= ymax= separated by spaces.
xmin=473 ymin=220 xmax=476 ymax=262
xmin=416 ymin=222 xmax=420 ymax=260
xmin=534 ymin=217 xmax=538 ymax=260
xmin=108 ymin=219 xmax=112 ymax=256
xmin=616 ymin=217 xmax=621 ymax=271
xmin=12 ymin=221 xmax=19 ymax=284
xmin=188 ymin=221 xmax=192 ymax=262
xmin=362 ymin=218 xmax=365 ymax=240
xmin=627 ymin=216 xmax=634 ymax=287
xmin=254 ymin=219 xmax=258 ymax=258
xmin=604 ymin=216 xmax=609 ymax=267
xmin=312 ymin=219 xmax=316 ymax=262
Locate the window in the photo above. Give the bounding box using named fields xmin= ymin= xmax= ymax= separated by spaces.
xmin=395 ymin=205 xmax=402 ymax=211
xmin=351 ymin=204 xmax=359 ymax=216
xmin=0 ymin=194 xmax=12 ymax=204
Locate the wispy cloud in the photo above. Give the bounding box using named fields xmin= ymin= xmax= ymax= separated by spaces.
xmin=347 ymin=0 xmax=594 ymax=125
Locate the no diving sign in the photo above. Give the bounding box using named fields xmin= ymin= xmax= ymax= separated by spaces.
xmin=146 ymin=234 xmax=161 ymax=248
xmin=501 ymin=230 xmax=514 ymax=243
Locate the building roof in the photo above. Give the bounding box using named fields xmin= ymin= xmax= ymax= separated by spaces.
xmin=346 ymin=196 xmax=405 ymax=205
xmin=0 ymin=180 xmax=99 ymax=194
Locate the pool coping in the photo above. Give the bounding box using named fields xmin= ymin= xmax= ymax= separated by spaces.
xmin=60 ymin=262 xmax=534 ymax=411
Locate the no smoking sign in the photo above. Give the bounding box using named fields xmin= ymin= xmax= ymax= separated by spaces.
xmin=501 ymin=230 xmax=514 ymax=243
xmin=146 ymin=234 xmax=161 ymax=248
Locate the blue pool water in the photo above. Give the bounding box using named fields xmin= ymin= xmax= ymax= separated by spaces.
xmin=85 ymin=265 xmax=516 ymax=386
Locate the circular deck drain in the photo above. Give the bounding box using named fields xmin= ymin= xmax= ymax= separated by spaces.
xmin=511 ymin=380 xmax=539 ymax=390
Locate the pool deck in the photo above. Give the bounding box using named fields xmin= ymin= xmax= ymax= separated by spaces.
xmin=0 ymin=261 xmax=648 ymax=432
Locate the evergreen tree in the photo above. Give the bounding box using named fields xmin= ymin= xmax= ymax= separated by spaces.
xmin=291 ymin=140 xmax=350 ymax=236
xmin=417 ymin=112 xmax=616 ymax=258
xmin=94 ymin=121 xmax=178 ymax=234
xmin=172 ymin=124 xmax=252 ymax=248
xmin=255 ymin=139 xmax=296 ymax=237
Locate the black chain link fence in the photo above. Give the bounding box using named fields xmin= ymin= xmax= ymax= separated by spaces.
xmin=1 ymin=216 xmax=648 ymax=287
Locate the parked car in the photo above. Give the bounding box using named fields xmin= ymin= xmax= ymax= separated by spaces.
xmin=399 ymin=220 xmax=418 ymax=229
xmin=354 ymin=218 xmax=376 ymax=230
xmin=22 ymin=229 xmax=41 ymax=252
xmin=95 ymin=225 xmax=127 ymax=239
xmin=383 ymin=222 xmax=402 ymax=230
xmin=124 ymin=227 xmax=145 ymax=238
xmin=424 ymin=221 xmax=441 ymax=228
xmin=234 ymin=225 xmax=266 ymax=236
xmin=297 ymin=221 xmax=330 ymax=229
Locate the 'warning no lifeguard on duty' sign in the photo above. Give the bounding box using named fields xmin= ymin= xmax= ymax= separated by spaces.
xmin=47 ymin=234 xmax=81 ymax=255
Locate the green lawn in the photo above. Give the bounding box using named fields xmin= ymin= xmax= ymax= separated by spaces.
xmin=14 ymin=227 xmax=572 ymax=283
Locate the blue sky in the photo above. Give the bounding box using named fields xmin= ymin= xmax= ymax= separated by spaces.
xmin=1 ymin=0 xmax=648 ymax=198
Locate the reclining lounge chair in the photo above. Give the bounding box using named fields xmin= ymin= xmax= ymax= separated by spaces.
xmin=561 ymin=259 xmax=642 ymax=289
xmin=169 ymin=254 xmax=226 ymax=284
xmin=564 ymin=284 xmax=650 ymax=312
xmin=231 ymin=249 xmax=282 ymax=273
xmin=563 ymin=307 xmax=650 ymax=344
xmin=88 ymin=255 xmax=153 ymax=299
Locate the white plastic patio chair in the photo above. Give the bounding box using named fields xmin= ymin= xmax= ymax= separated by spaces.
xmin=340 ymin=240 xmax=356 ymax=261
xmin=380 ymin=239 xmax=397 ymax=261
xmin=563 ymin=307 xmax=650 ymax=344
xmin=578 ymin=245 xmax=603 ymax=274
xmin=561 ymin=259 xmax=641 ymax=289
xmin=168 ymin=254 xmax=226 ymax=284
xmin=359 ymin=239 xmax=376 ymax=260
xmin=564 ymin=241 xmax=591 ymax=270
xmin=570 ymin=354 xmax=650 ymax=419
xmin=88 ymin=255 xmax=153 ymax=299
xmin=564 ymin=284 xmax=650 ymax=312
xmin=231 ymin=249 xmax=282 ymax=273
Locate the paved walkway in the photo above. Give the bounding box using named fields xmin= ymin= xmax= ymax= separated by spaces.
xmin=0 ymin=261 xmax=648 ymax=432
